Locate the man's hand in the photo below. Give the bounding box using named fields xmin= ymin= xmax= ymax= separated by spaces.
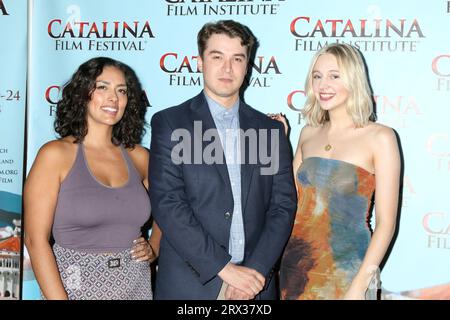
xmin=225 ymin=285 xmax=254 ymax=300
xmin=218 ymin=263 xmax=265 ymax=298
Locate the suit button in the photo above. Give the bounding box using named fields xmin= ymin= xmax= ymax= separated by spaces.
xmin=224 ymin=212 xmax=231 ymax=219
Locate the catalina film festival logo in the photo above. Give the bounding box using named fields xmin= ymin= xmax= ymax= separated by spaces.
xmin=48 ymin=5 xmax=155 ymax=52
xmin=44 ymin=85 xmax=61 ymax=117
xmin=160 ymin=52 xmax=282 ymax=89
xmin=160 ymin=53 xmax=202 ymax=87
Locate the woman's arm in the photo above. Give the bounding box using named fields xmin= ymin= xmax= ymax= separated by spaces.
xmin=344 ymin=127 xmax=400 ymax=299
xmin=24 ymin=142 xmax=70 ymax=300
xmin=128 ymin=145 xmax=162 ymax=262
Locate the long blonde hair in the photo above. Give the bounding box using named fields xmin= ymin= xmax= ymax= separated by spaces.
xmin=302 ymin=43 xmax=375 ymax=127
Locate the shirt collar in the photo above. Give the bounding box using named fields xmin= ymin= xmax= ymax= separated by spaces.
xmin=204 ymin=91 xmax=240 ymax=118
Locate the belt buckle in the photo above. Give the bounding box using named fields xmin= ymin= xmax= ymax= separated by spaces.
xmin=107 ymin=258 xmax=121 ymax=269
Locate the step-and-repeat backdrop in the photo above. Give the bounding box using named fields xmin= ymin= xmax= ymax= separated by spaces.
xmin=2 ymin=0 xmax=449 ymax=300
xmin=0 ymin=0 xmax=26 ymax=300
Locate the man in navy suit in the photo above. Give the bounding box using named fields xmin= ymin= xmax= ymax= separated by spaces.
xmin=149 ymin=20 xmax=296 ymax=300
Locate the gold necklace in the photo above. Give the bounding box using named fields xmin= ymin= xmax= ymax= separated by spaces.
xmin=324 ymin=123 xmax=332 ymax=151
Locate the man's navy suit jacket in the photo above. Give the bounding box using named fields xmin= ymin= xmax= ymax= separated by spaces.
xmin=149 ymin=92 xmax=297 ymax=299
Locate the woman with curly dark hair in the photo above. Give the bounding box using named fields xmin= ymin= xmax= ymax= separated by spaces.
xmin=24 ymin=57 xmax=161 ymax=300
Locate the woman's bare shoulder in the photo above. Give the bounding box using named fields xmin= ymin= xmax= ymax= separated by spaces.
xmin=366 ymin=122 xmax=396 ymax=140
xmin=126 ymin=145 xmax=149 ymax=177
xmin=299 ymin=124 xmax=321 ymax=141
xmin=28 ymin=137 xmax=78 ymax=181
xmin=37 ymin=137 xmax=77 ymax=161
xmin=364 ymin=122 xmax=398 ymax=153
xmin=126 ymin=145 xmax=149 ymax=161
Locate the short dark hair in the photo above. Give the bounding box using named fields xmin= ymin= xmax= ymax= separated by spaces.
xmin=54 ymin=57 xmax=146 ymax=148
xmin=197 ymin=20 xmax=256 ymax=59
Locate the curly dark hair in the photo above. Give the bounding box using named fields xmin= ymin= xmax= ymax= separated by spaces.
xmin=54 ymin=57 xmax=146 ymax=148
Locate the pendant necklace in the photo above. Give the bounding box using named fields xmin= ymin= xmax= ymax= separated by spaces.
xmin=325 ymin=123 xmax=332 ymax=151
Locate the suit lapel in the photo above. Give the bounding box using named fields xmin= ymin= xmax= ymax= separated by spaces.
xmin=239 ymin=102 xmax=257 ymax=213
xmin=189 ymin=92 xmax=232 ymax=192
xmin=188 ymin=93 xmax=258 ymax=212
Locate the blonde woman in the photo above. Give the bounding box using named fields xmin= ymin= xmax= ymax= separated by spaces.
xmin=276 ymin=43 xmax=400 ymax=300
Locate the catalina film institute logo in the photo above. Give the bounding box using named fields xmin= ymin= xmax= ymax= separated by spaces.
xmin=166 ymin=0 xmax=286 ymax=17
xmin=290 ymin=13 xmax=425 ymax=52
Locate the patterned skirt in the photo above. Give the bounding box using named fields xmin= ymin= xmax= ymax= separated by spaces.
xmin=49 ymin=243 xmax=152 ymax=300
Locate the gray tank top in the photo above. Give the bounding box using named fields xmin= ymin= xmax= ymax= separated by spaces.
xmin=52 ymin=143 xmax=151 ymax=252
